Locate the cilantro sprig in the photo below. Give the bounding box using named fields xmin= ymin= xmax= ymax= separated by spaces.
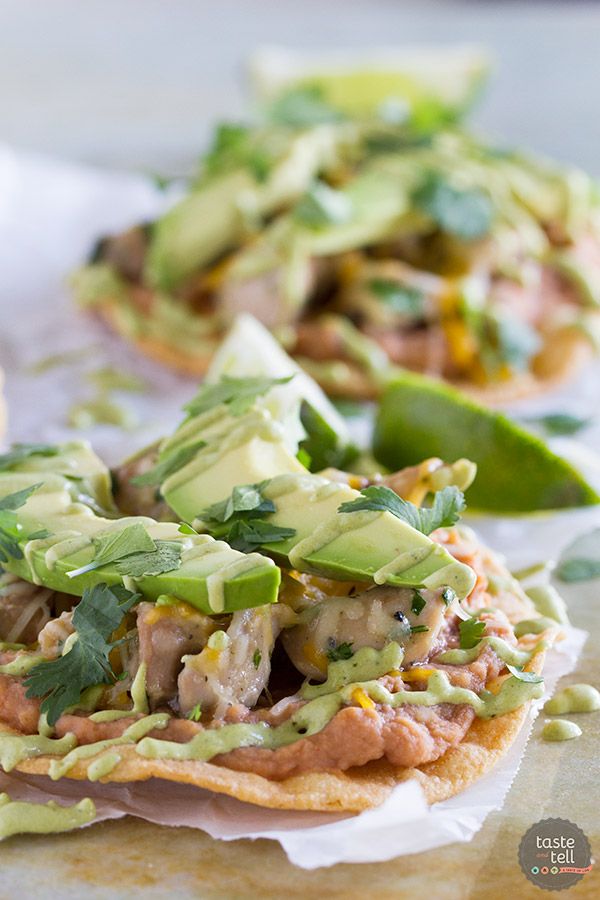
xmin=200 ymin=481 xmax=296 ymax=553
xmin=0 ymin=443 xmax=59 ymax=472
xmin=505 ymin=663 xmax=543 ymax=684
xmin=131 ymin=440 xmax=206 ymax=488
xmin=412 ymin=171 xmax=493 ymax=240
xmin=67 ymin=522 xmax=181 ymax=579
xmin=326 ymin=641 xmax=354 ymax=662
xmin=184 ymin=376 xmax=292 ymax=419
xmin=24 ymin=583 xmax=141 ymax=725
xmin=338 ymin=485 xmax=466 ymax=535
xmin=459 ymin=617 xmax=486 ymax=649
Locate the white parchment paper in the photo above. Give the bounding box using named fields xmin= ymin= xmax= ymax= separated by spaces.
xmin=0 ymin=145 xmax=596 ymax=867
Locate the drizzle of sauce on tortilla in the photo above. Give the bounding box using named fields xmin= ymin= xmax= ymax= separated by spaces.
xmin=0 ymin=793 xmax=96 ymax=839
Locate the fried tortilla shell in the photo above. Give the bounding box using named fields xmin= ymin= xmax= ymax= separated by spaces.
xmin=96 ymin=297 xmax=595 ymax=405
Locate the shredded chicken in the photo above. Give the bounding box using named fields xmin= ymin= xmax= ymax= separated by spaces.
xmin=282 ymin=584 xmax=453 ymax=680
xmin=0 ymin=572 xmax=69 ymax=645
xmin=136 ymin=602 xmax=216 ymax=708
xmin=178 ymin=605 xmax=293 ymax=718
xmin=37 ymin=610 xmax=75 ymax=658
xmin=112 ymin=444 xmax=173 ymax=520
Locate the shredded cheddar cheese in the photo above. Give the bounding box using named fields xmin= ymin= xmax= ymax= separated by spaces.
xmin=351 ymin=687 xmax=375 ymax=710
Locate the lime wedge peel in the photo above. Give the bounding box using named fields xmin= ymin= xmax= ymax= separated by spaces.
xmin=373 ymin=370 xmax=600 ymax=513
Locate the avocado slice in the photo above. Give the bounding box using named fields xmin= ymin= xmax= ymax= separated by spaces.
xmin=373 ymin=370 xmax=600 ymax=512
xmin=255 ymin=474 xmax=475 ymax=598
xmin=0 ymin=468 xmax=280 ymax=615
xmin=146 ymin=125 xmax=353 ymax=292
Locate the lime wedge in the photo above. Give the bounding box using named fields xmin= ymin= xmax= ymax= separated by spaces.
xmin=250 ymin=45 xmax=491 ymax=124
xmin=206 ymin=313 xmax=353 ymax=461
xmin=373 ymin=371 xmax=599 ymax=512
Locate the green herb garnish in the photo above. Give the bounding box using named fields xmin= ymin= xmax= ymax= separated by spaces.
xmin=186 ymin=703 xmax=202 ymax=722
xmin=227 ymin=520 xmax=296 ymax=553
xmin=459 ymin=617 xmax=486 ymax=649
xmin=184 ymin=376 xmax=292 ymax=418
xmin=202 ymin=122 xmax=271 ymax=183
xmin=0 ymin=444 xmax=59 ymax=472
xmin=326 ymin=641 xmax=354 ymax=662
xmin=131 ymin=440 xmax=207 ymax=488
xmin=252 ymin=649 xmax=262 ymax=669
xmin=556 ymin=557 xmax=600 ymax=583
xmin=369 ymin=279 xmax=425 ymax=318
xmin=410 ymin=625 xmax=429 ymax=634
xmin=531 ymin=413 xmax=591 ymax=436
xmin=294 ymin=181 xmax=353 ymax=229
xmin=67 ymin=523 xmax=156 ymax=579
xmin=268 ymin=85 xmax=343 ymax=127
xmin=202 ymin=483 xmax=275 ymax=525
xmin=412 ymin=172 xmax=493 ymax=240
xmin=115 ymin=541 xmax=182 ymax=578
xmin=411 ymin=590 xmax=426 ymax=616
xmin=338 ymin=485 xmax=465 ymax=536
xmin=442 ymin=586 xmax=457 ymax=606
xmin=505 ymin=663 xmax=543 ymax=684
xmin=24 ymin=583 xmax=141 ymax=725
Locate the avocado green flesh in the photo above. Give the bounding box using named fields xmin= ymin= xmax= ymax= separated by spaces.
xmin=373 ymin=371 xmax=600 ymax=512
xmin=0 ymin=469 xmax=279 ymax=615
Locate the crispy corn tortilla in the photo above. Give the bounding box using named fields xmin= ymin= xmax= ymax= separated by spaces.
xmin=96 ymin=298 xmax=594 ymax=405
xmin=0 ymin=652 xmax=543 ymax=812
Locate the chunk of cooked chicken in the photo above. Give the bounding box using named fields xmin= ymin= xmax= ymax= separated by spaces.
xmin=178 ymin=605 xmax=293 ymax=718
xmin=137 ymin=601 xmax=216 ymax=708
xmin=282 ymin=584 xmax=454 ymax=680
xmin=0 ymin=573 xmax=73 ymax=645
xmin=37 ymin=611 xmax=75 ymax=658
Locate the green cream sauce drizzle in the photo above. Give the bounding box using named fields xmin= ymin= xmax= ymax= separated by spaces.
xmin=0 ymin=793 xmax=96 ymax=840
xmin=135 ymin=644 xmax=544 ymax=764
xmin=0 ymin=653 xmax=45 ymax=677
xmin=49 ymin=713 xmax=169 ymax=780
xmin=541 ymin=720 xmax=582 ymax=742
xmin=526 ymin=585 xmax=570 ymax=625
xmin=89 ymin=662 xmax=149 ymax=722
xmin=436 ymin=635 xmax=544 ymax=667
xmin=544 ymin=683 xmax=600 ymax=715
xmin=0 ymin=733 xmax=77 ymax=773
xmin=87 ymin=751 xmax=122 ymax=781
xmin=514 ymin=617 xmax=558 ymax=638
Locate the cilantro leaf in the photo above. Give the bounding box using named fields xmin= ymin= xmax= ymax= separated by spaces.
xmin=410 ymin=625 xmax=429 ymax=634
xmin=201 ymin=122 xmax=271 ymax=183
xmin=368 ymin=279 xmax=425 ymax=318
xmin=412 ymin=172 xmax=493 ymax=240
xmin=131 ymin=440 xmax=206 ymax=488
xmin=294 ymin=181 xmax=353 ymax=229
xmin=556 ymin=557 xmax=600 ymax=583
xmin=252 ymin=649 xmax=262 ymax=669
xmin=338 ymin=485 xmax=466 ymax=535
xmin=115 ymin=540 xmax=182 ymax=577
xmin=227 ymin=519 xmax=296 ymax=553
xmin=24 ymin=583 xmax=140 ymax=725
xmin=326 ymin=641 xmax=354 ymax=662
xmin=411 ymin=590 xmax=426 ymax=616
xmin=187 ymin=703 xmax=202 ymax=722
xmin=268 ymin=85 xmax=343 ymax=127
xmin=67 ymin=522 xmax=156 ymax=579
xmin=556 ymin=528 xmax=600 ymax=583
xmin=505 ymin=663 xmax=543 ymax=684
xmin=202 ymin=483 xmax=276 ymax=526
xmin=184 ymin=376 xmax=292 ymax=418
xmin=459 ymin=617 xmax=486 ymax=649
xmin=531 ymin=413 xmax=591 ymax=437
xmin=0 ymin=444 xmax=58 ymax=472
xmin=0 ymin=483 xmax=43 ymax=563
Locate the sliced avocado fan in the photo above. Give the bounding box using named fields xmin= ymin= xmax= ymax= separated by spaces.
xmin=373 ymin=370 xmax=599 ymax=513
xmin=0 ymin=445 xmax=279 ymax=615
